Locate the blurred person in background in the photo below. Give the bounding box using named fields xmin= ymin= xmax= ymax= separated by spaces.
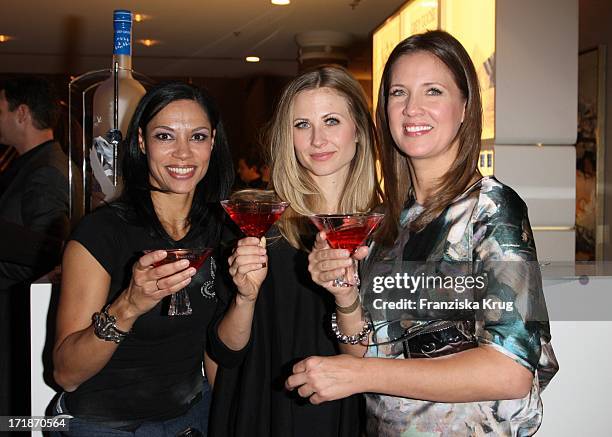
xmin=0 ymin=76 xmax=82 ymax=417
xmin=259 ymin=162 xmax=271 ymax=187
xmin=235 ymin=149 xmax=266 ymax=189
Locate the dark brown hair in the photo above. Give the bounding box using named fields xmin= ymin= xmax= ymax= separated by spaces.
xmin=0 ymin=76 xmax=59 ymax=130
xmin=375 ymin=30 xmax=482 ymax=246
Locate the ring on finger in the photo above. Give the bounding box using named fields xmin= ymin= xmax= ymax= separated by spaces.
xmin=155 ymin=279 xmax=160 ymax=291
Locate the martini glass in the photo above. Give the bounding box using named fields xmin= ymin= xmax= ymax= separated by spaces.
xmin=149 ymin=247 xmax=213 ymax=316
xmin=310 ymin=212 xmax=384 ymax=287
xmin=221 ymin=190 xmax=289 ymax=238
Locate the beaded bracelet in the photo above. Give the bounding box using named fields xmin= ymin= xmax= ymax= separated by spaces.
xmin=330 ymin=312 xmax=372 ymax=345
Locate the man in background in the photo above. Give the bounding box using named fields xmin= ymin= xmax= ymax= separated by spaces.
xmin=0 ymin=76 xmax=82 ymax=416
xmin=236 ymin=149 xmax=266 ymax=190
xmin=259 ymin=163 xmax=271 ymax=187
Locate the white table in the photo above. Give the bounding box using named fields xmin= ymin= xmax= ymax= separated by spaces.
xmin=30 ymin=281 xmax=58 ymax=437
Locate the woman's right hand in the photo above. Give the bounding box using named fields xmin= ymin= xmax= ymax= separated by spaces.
xmin=122 ymin=250 xmax=197 ymax=318
xmin=308 ymin=231 xmax=368 ymax=303
xmin=227 ymin=237 xmax=268 ymax=302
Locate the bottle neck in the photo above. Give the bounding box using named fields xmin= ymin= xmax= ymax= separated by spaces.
xmin=111 ymin=54 xmax=133 ymax=76
xmin=112 ymin=11 xmax=133 ymax=75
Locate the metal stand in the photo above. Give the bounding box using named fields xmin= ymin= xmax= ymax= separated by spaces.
xmin=67 ymin=68 xmax=151 ymax=215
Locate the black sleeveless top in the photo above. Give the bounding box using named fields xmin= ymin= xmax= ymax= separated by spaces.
xmin=65 ymin=206 xmax=218 ymax=429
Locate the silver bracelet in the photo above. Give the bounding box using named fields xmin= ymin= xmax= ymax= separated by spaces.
xmin=92 ymin=305 xmax=131 ymax=344
xmin=330 ymin=312 xmax=372 ymax=345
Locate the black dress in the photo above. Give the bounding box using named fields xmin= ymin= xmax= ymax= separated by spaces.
xmin=208 ymin=228 xmax=361 ymax=437
xmin=63 ymin=206 xmax=217 ymax=429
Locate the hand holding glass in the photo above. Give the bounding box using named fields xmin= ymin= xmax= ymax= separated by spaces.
xmin=310 ymin=213 xmax=384 ymax=287
xmin=148 ymin=247 xmax=213 ymax=316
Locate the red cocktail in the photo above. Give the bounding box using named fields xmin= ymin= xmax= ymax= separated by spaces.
xmin=221 ymin=190 xmax=289 ymax=238
xmin=150 ymin=247 xmax=213 ymax=316
xmin=310 ymin=213 xmax=384 ymax=287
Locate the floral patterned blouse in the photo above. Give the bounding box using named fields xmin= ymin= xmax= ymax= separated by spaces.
xmin=360 ymin=176 xmax=558 ymax=437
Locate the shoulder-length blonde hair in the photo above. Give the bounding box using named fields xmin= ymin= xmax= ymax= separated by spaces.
xmin=266 ymin=65 xmax=382 ymax=250
xmin=375 ymin=30 xmax=482 ymax=246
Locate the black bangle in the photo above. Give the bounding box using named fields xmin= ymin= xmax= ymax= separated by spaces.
xmin=92 ymin=305 xmax=131 ymax=344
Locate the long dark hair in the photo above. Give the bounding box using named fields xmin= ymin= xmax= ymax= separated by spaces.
xmin=113 ymin=81 xmax=234 ymax=244
xmin=375 ymin=30 xmax=482 ymax=246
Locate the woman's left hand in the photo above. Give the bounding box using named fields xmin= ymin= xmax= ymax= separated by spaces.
xmin=227 ymin=236 xmax=268 ymax=302
xmin=285 ymin=355 xmax=364 ymax=404
xmin=308 ymin=231 xmax=368 ymax=302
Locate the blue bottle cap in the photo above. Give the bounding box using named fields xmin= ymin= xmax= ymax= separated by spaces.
xmin=113 ymin=10 xmax=132 ymax=55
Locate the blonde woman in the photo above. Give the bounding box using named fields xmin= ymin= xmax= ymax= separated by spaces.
xmin=207 ymin=66 xmax=381 ymax=437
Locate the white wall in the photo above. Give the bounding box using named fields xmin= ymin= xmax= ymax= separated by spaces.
xmin=494 ymin=145 xmax=576 ymax=261
xmin=494 ymin=146 xmax=576 ymax=228
xmin=494 ymin=0 xmax=578 ymax=262
xmin=496 ymin=0 xmax=578 ymax=144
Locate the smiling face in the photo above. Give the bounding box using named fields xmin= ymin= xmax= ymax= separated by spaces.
xmin=139 ymin=99 xmax=215 ymax=196
xmin=387 ymin=51 xmax=466 ymax=165
xmin=292 ymin=87 xmax=357 ymax=183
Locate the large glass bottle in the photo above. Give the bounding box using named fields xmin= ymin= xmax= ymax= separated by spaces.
xmin=91 ymin=9 xmax=146 ymax=206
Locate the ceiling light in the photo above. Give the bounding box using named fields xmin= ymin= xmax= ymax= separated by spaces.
xmin=133 ymin=13 xmax=151 ymax=22
xmin=271 ymin=0 xmax=290 ymax=5
xmin=245 ymin=56 xmax=261 ymax=63
xmin=137 ymin=39 xmax=161 ymax=47
xmin=0 ymin=35 xmax=15 ymax=43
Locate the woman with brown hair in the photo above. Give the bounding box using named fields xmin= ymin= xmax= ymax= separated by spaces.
xmin=207 ymin=65 xmax=381 ymax=436
xmin=289 ymin=30 xmax=558 ymax=436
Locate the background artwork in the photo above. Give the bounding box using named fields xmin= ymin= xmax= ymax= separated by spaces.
xmin=576 ymin=46 xmax=607 ymax=261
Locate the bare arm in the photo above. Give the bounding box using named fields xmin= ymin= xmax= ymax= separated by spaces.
xmin=52 ymin=241 xmax=117 ymax=391
xmin=216 ymin=237 xmax=267 ymax=351
xmin=286 ymin=346 xmax=533 ymax=404
xmin=295 ymin=231 xmax=534 ymax=403
xmin=53 ymin=241 xmax=197 ymax=391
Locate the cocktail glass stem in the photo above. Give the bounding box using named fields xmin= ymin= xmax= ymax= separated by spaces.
xmin=168 ymin=289 xmax=192 ymax=316
xmin=147 ymin=248 xmax=212 ymax=317
xmin=309 ymin=213 xmax=384 ymax=289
